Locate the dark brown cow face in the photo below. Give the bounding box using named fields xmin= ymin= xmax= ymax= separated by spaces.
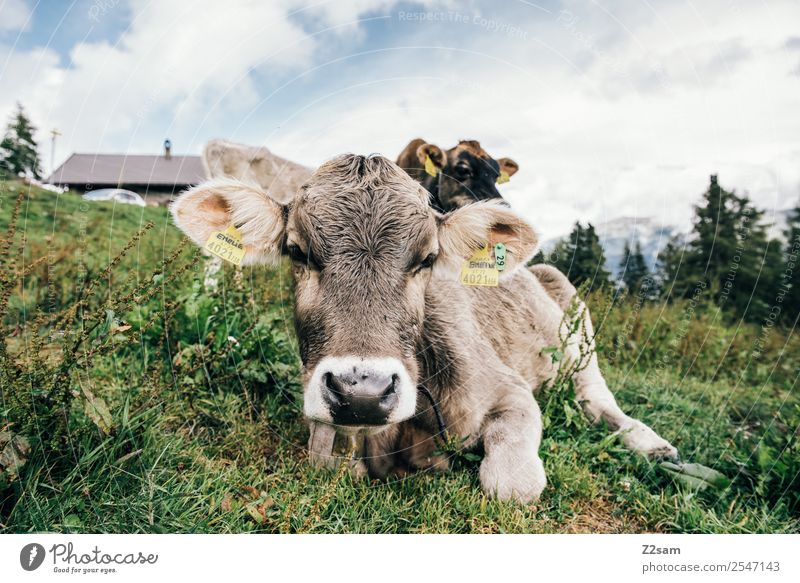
xmin=400 ymin=139 xmax=519 ymax=212
xmin=171 ymin=155 xmax=538 ymax=433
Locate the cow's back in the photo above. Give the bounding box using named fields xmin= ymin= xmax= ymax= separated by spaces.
xmin=203 ymin=139 xmax=313 ymax=204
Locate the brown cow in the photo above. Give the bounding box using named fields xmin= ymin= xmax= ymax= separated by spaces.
xmin=396 ymin=138 xmax=519 ymax=212
xmin=171 ymin=154 xmax=677 ymax=502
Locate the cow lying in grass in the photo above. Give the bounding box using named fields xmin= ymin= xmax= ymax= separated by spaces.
xmin=203 ymin=138 xmax=312 ymax=204
xmin=171 ymin=154 xmax=677 ymax=502
xmin=398 ymin=137 xmax=647 ymax=432
xmin=396 ymin=138 xmax=519 ymax=212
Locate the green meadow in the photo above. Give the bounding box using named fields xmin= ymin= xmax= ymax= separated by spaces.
xmin=1 ymin=180 xmax=797 ymax=533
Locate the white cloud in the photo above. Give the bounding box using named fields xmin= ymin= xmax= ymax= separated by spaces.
xmin=267 ymin=0 xmax=800 ymax=239
xmin=0 ymin=0 xmax=430 ymax=170
xmin=0 ymin=0 xmax=31 ymax=32
xmin=1 ymin=0 xmax=798 ymax=242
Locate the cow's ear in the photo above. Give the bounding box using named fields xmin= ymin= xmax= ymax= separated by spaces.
xmin=415 ymin=143 xmax=446 ymax=175
xmin=171 ymin=178 xmax=286 ymax=265
xmin=496 ymin=157 xmax=519 ymax=178
xmin=434 ymin=201 xmax=538 ymax=279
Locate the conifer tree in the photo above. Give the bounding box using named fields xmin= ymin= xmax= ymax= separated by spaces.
xmin=655 ymin=233 xmax=689 ymax=299
xmin=544 ymin=221 xmax=611 ymax=291
xmin=619 ymin=239 xmax=650 ymax=294
xmin=676 ymin=175 xmax=781 ymax=322
xmin=780 ymin=203 xmax=800 ymax=325
xmin=0 ymin=103 xmax=41 ymax=179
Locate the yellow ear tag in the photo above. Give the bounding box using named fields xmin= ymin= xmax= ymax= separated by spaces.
xmin=496 ymin=171 xmax=510 ymax=185
xmin=424 ymin=155 xmax=438 ymax=177
xmin=460 ymin=244 xmax=499 ymax=287
xmin=205 ymin=225 xmax=245 ymax=266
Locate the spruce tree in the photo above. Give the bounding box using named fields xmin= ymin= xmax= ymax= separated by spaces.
xmin=655 ymin=233 xmax=689 ymax=299
xmin=546 ymin=221 xmax=611 ymax=291
xmin=683 ymin=175 xmax=742 ymax=298
xmin=736 ymin=212 xmax=782 ymax=323
xmin=680 ymin=175 xmax=780 ymax=322
xmin=0 ymin=103 xmax=41 ymax=179
xmin=545 ymin=237 xmax=571 ymax=273
xmin=781 ymin=203 xmax=800 ymax=325
xmin=529 ymin=249 xmax=546 ymax=266
xmin=619 ymin=239 xmax=650 ymax=294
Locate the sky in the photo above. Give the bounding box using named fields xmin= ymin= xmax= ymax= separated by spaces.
xmin=1 ymin=0 xmax=799 ymax=241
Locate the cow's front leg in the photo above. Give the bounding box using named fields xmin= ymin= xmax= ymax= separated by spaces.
xmin=576 ymin=373 xmax=678 ymax=459
xmin=479 ymin=385 xmax=546 ymax=503
xmin=568 ymin=308 xmax=678 ymax=460
xmin=532 ymin=264 xmax=678 ymax=460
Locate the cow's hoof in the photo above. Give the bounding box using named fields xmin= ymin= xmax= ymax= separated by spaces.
xmin=618 ymin=420 xmax=679 ymax=460
xmin=480 ymin=451 xmax=546 ymax=503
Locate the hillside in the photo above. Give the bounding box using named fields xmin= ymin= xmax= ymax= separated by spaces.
xmin=1 ymin=180 xmax=797 ymax=534
xmin=0 ymin=180 xmax=183 ymax=319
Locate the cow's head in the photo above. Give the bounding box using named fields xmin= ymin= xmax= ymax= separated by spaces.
xmin=401 ymin=139 xmax=519 ymax=212
xmin=171 ymin=154 xmax=537 ymax=433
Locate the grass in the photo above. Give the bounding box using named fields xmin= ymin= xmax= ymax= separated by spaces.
xmin=0 ymin=178 xmax=182 ymax=316
xmin=1 ymin=179 xmax=798 ymax=533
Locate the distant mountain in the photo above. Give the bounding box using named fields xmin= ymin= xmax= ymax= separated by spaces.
xmin=541 ymin=217 xmax=678 ymax=280
xmin=595 ymin=217 xmax=679 ymax=278
xmin=542 ymin=209 xmax=795 ymax=281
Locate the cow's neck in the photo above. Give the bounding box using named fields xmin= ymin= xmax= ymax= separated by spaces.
xmin=416 ymin=292 xmax=461 ymax=396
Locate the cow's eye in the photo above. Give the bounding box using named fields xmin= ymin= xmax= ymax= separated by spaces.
xmin=288 ymin=244 xmax=322 ymax=270
xmin=418 ymin=253 xmax=436 ymax=271
xmin=288 ymin=244 xmax=309 ymax=266
xmin=455 ymin=164 xmax=472 ymax=178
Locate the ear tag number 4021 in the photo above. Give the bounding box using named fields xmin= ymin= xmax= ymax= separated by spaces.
xmin=205 ymin=225 xmax=246 ymax=266
xmin=460 ymin=242 xmax=506 ymax=287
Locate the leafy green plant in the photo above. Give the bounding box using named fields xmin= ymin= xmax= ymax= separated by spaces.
xmin=0 ymin=185 xmax=200 ymax=513
xmin=1 ymin=179 xmax=798 ymax=534
xmin=539 ymin=285 xmax=595 ymax=436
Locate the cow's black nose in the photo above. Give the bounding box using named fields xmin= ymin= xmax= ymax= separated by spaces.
xmin=323 ymin=370 xmax=398 ymax=426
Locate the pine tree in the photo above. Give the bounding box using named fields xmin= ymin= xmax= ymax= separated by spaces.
xmin=529 ymin=249 xmax=546 ymax=265
xmin=781 ymin=203 xmax=800 ymax=325
xmin=545 ymin=221 xmax=611 ymax=291
xmin=619 ymin=239 xmax=650 ymax=294
xmin=677 ymin=175 xmax=781 ymax=322
xmin=683 ymin=175 xmax=742 ymax=298
xmin=544 ymin=237 xmax=570 ymax=273
xmin=655 ymin=233 xmax=689 ymax=299
xmin=736 ymin=212 xmax=782 ymax=323
xmin=0 ymin=103 xmax=41 ymax=179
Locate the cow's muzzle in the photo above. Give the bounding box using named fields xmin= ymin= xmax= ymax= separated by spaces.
xmin=304 ymin=356 xmax=417 ymax=428
xmin=323 ymin=370 xmax=398 ymax=425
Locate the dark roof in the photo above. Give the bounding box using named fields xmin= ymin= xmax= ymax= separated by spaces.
xmin=47 ymin=153 xmax=205 ymax=186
